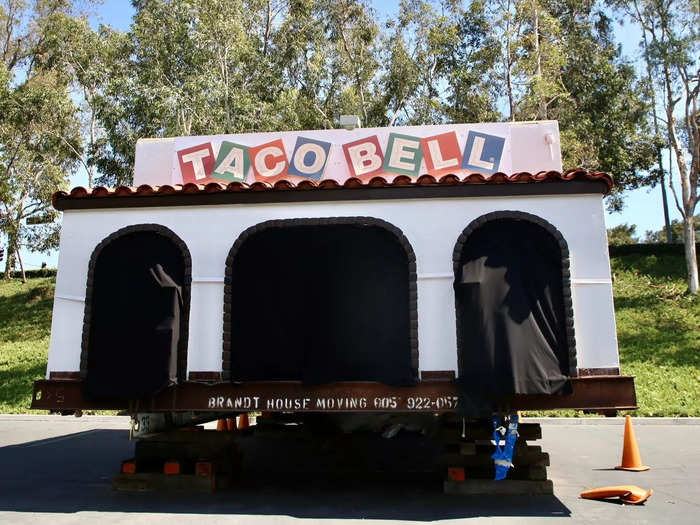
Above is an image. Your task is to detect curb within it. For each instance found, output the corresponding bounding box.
[525,417,700,425]
[0,414,130,423]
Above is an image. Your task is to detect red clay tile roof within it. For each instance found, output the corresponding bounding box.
[53,170,613,210]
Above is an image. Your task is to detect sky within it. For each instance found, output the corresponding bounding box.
[18,0,683,270]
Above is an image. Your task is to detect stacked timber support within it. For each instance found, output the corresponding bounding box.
[441,418,553,495]
[113,427,241,492]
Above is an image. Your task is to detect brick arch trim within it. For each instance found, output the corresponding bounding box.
[222,217,418,381]
[452,211,577,377]
[79,224,192,382]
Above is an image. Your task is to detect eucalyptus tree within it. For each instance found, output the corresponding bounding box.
[275,0,382,129]
[41,14,125,188]
[440,0,501,124]
[377,0,499,127]
[484,0,653,209]
[547,0,654,209]
[512,0,568,121]
[0,0,82,279]
[324,0,382,125]
[613,0,699,294]
[94,0,272,185]
[95,0,385,186]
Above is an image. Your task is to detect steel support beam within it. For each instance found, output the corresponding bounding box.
[31,376,636,413]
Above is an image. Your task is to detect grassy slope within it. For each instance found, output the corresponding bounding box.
[612,253,699,416]
[0,278,54,414]
[0,252,698,415]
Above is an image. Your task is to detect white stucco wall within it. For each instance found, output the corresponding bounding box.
[46,192,620,377]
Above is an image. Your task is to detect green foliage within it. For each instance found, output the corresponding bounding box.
[40,13,127,188]
[546,1,654,209]
[91,0,387,186]
[0,0,83,277]
[607,223,639,245]
[440,0,502,123]
[513,0,568,120]
[609,242,699,257]
[0,277,54,413]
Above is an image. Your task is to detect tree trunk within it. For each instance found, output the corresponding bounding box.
[263,0,271,57]
[505,57,515,121]
[4,230,16,279]
[3,251,12,279]
[682,214,698,294]
[89,106,96,188]
[660,170,673,242]
[533,4,546,120]
[15,246,26,284]
[505,0,515,121]
[641,30,673,242]
[662,65,697,293]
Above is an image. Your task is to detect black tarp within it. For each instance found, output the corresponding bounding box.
[228,224,415,386]
[455,219,571,415]
[84,231,185,399]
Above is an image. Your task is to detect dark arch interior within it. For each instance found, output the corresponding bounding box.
[455,218,571,414]
[228,223,414,385]
[85,231,187,399]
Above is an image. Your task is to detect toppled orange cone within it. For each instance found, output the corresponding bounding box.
[581,485,653,505]
[615,415,649,471]
[620,486,653,505]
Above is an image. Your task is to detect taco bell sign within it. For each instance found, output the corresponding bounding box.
[133,121,562,188]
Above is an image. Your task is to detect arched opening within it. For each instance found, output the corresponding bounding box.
[223,218,417,386]
[453,212,575,414]
[81,225,191,399]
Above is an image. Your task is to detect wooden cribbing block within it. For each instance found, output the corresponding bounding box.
[439,451,550,468]
[459,443,477,455]
[140,430,237,444]
[476,443,541,454]
[444,479,553,495]
[441,422,542,441]
[136,441,238,462]
[445,442,541,456]
[195,461,213,478]
[460,466,548,481]
[114,473,217,492]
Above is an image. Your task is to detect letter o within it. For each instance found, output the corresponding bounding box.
[293,143,326,174]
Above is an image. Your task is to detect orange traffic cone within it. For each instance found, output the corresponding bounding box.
[216,419,227,431]
[581,485,652,505]
[615,415,649,471]
[237,413,249,429]
[226,418,236,432]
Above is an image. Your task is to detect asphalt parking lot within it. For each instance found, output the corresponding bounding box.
[0,415,697,524]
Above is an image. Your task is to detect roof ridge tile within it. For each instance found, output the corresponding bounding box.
[53,170,614,209]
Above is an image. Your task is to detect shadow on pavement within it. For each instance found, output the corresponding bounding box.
[0,428,571,520]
